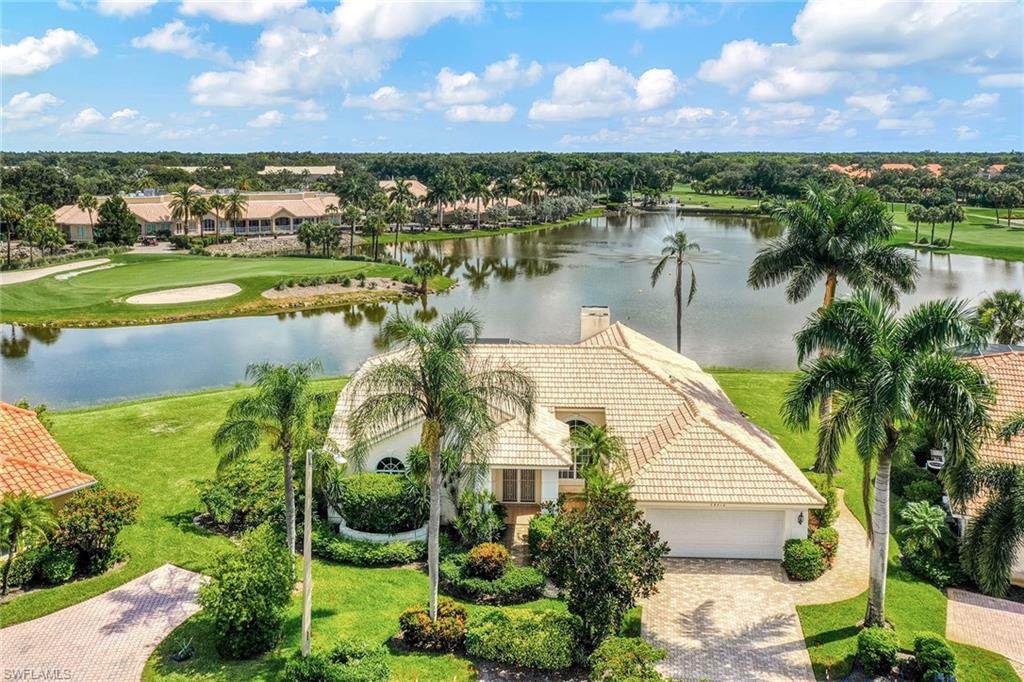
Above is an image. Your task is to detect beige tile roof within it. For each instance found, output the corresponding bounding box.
[329,322,823,508]
[259,165,337,175]
[56,192,338,226]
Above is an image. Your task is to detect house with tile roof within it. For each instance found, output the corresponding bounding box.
[959,351,1024,586]
[0,402,96,506]
[328,307,824,560]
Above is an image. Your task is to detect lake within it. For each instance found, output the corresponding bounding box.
[3,211,1023,408]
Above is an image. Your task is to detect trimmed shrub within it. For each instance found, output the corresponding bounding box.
[282,639,390,682]
[312,524,424,566]
[465,543,509,580]
[588,636,668,682]
[806,473,838,528]
[39,545,77,585]
[452,490,506,547]
[783,539,826,581]
[902,546,965,588]
[337,473,427,534]
[527,513,555,560]
[811,527,840,565]
[198,525,295,659]
[196,455,283,533]
[6,546,44,588]
[55,487,141,575]
[282,651,341,682]
[914,632,956,680]
[439,554,545,605]
[903,479,943,506]
[857,627,899,676]
[398,598,467,651]
[464,609,580,670]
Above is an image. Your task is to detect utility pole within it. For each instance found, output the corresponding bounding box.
[301,448,314,657]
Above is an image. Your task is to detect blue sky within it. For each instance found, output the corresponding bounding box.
[2,0,1022,153]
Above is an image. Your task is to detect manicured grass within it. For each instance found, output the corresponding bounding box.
[0,254,451,327]
[380,208,604,245]
[713,369,1020,682]
[667,183,765,212]
[890,204,1024,262]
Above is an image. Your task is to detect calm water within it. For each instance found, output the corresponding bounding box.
[4,212,1024,408]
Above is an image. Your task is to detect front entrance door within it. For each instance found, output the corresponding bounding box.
[500,469,537,503]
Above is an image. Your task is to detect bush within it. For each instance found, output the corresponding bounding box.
[6,546,44,588]
[55,487,140,575]
[282,639,390,682]
[783,539,826,581]
[902,546,965,588]
[465,609,580,670]
[39,545,77,585]
[337,473,427,534]
[811,527,840,564]
[282,651,341,682]
[903,479,943,505]
[196,455,283,533]
[452,491,506,547]
[465,542,509,580]
[198,525,295,659]
[311,524,424,566]
[806,473,838,528]
[527,513,555,560]
[398,598,467,651]
[857,627,899,676]
[439,554,545,604]
[914,632,956,680]
[169,235,190,249]
[588,636,668,682]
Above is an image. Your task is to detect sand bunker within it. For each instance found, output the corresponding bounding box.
[126,283,241,305]
[0,258,111,286]
[55,263,122,281]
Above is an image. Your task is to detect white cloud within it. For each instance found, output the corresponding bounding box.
[529,58,680,121]
[482,54,543,89]
[189,0,481,106]
[426,55,542,110]
[247,110,285,128]
[898,85,931,104]
[963,92,999,110]
[96,0,157,17]
[343,86,418,112]
[979,73,1024,88]
[179,0,305,24]
[697,39,772,91]
[293,99,327,121]
[748,68,838,102]
[0,28,98,77]
[606,1,691,29]
[131,20,232,64]
[816,108,846,132]
[954,125,979,141]
[877,113,934,132]
[1,92,63,131]
[444,104,515,123]
[638,106,715,127]
[845,93,892,117]
[430,68,491,106]
[60,106,147,134]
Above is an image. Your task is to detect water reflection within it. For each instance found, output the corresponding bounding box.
[1,325,63,359]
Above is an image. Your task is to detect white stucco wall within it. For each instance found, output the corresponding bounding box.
[784,508,810,541]
[541,469,560,503]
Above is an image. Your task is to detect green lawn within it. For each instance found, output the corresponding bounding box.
[0,254,450,327]
[378,208,604,245]
[667,183,765,212]
[890,204,1024,262]
[715,369,1020,682]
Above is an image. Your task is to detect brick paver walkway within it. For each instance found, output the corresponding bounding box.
[947,588,1024,678]
[642,494,869,681]
[0,564,204,682]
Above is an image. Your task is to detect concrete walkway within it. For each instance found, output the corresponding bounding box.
[0,564,204,682]
[642,496,869,681]
[0,258,110,286]
[947,588,1024,678]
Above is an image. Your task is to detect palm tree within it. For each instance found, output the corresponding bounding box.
[364,210,386,262]
[168,185,202,237]
[783,289,991,626]
[348,310,535,621]
[213,361,324,553]
[224,190,248,235]
[942,203,965,247]
[342,204,361,257]
[325,202,339,229]
[76,193,98,240]
[207,194,226,235]
[0,492,56,595]
[925,206,943,244]
[1,193,25,266]
[464,173,492,230]
[974,289,1024,345]
[387,177,416,208]
[906,204,925,243]
[516,172,542,207]
[426,172,458,231]
[650,231,700,354]
[413,260,439,295]
[387,201,411,261]
[493,176,516,228]
[569,424,627,480]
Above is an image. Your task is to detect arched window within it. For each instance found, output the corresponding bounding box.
[375,456,405,474]
[560,418,592,479]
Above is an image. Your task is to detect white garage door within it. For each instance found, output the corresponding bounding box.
[642,507,787,560]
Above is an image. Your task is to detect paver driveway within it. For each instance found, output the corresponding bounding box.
[0,564,203,682]
[642,498,869,682]
[947,588,1024,678]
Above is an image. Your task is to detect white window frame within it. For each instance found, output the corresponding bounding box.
[559,417,593,480]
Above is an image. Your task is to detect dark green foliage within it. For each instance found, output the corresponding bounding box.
[5,546,44,587]
[196,455,283,533]
[398,597,467,651]
[464,542,509,580]
[94,196,140,245]
[526,513,555,560]
[857,627,899,676]
[282,639,390,682]
[439,553,545,604]
[903,479,943,505]
[337,473,427,534]
[811,527,840,564]
[913,632,956,679]
[783,539,826,580]
[39,545,76,585]
[464,609,580,670]
[902,546,965,588]
[891,460,933,497]
[806,473,838,528]
[311,524,424,566]
[55,487,140,575]
[198,525,295,659]
[588,636,668,682]
[452,490,506,546]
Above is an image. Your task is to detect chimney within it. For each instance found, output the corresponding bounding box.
[580,306,610,341]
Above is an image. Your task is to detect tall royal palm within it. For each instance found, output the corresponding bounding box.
[650,231,700,354]
[76,193,98,239]
[342,204,361,257]
[974,289,1024,345]
[784,290,990,626]
[223,191,248,235]
[168,185,203,237]
[387,177,416,208]
[426,172,458,231]
[464,173,492,230]
[387,201,411,261]
[213,361,324,553]
[348,310,535,621]
[0,492,56,595]
[207,194,226,234]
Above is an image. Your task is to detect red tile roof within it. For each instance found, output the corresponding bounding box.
[963,352,1024,468]
[0,403,96,499]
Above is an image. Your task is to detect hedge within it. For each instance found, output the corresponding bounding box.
[588,636,668,682]
[914,632,956,679]
[857,627,899,676]
[783,539,826,581]
[526,513,555,559]
[337,473,426,534]
[439,553,545,604]
[464,609,580,670]
[312,524,425,567]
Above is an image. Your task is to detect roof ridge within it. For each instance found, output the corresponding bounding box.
[0,402,37,417]
[1,454,97,481]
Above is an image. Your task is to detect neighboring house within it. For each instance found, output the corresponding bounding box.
[959,351,1024,587]
[982,164,1007,179]
[378,179,523,214]
[826,163,873,179]
[327,307,824,560]
[0,402,96,508]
